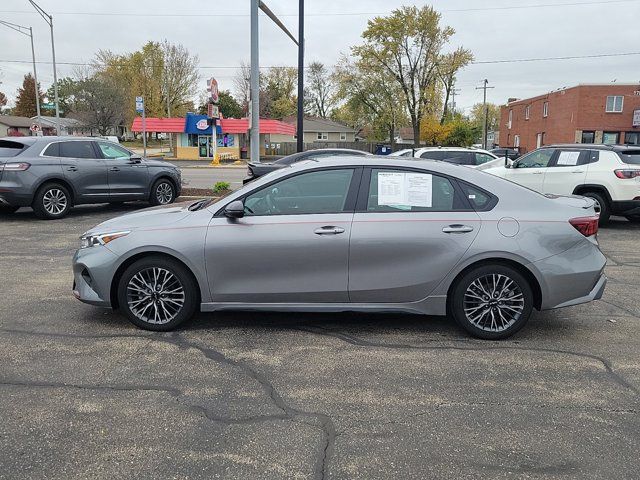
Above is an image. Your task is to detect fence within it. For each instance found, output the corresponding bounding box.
[263,141,379,156]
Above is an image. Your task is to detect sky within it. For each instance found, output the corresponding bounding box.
[1,0,639,115]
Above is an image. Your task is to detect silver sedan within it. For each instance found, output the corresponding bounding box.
[72,156,607,339]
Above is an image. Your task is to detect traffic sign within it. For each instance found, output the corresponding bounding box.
[135,96,144,113]
[30,123,40,132]
[42,102,56,110]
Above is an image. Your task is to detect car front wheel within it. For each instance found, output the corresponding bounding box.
[450,264,534,340]
[150,179,176,206]
[117,256,198,331]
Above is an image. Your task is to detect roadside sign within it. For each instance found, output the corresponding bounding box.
[135,96,144,113]
[30,123,40,132]
[42,102,56,110]
[207,78,219,103]
[207,103,219,119]
[633,109,640,127]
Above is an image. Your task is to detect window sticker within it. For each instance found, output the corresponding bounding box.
[378,172,433,207]
[557,151,580,166]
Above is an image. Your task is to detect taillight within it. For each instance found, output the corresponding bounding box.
[569,216,599,237]
[614,169,640,179]
[2,162,30,171]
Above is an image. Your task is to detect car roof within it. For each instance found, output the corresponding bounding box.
[545,143,638,152]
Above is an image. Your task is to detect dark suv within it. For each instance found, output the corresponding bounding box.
[0,137,181,219]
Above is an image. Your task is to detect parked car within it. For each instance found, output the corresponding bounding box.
[389,148,416,157]
[484,144,640,224]
[0,137,181,219]
[73,155,606,340]
[414,147,502,170]
[244,148,370,183]
[490,147,521,160]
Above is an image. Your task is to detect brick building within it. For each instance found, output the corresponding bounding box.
[499,84,640,153]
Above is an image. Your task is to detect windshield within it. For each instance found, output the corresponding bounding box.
[619,151,640,165]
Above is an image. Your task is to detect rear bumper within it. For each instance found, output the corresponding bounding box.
[551,273,606,308]
[610,199,640,216]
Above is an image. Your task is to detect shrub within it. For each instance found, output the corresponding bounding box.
[213,181,230,193]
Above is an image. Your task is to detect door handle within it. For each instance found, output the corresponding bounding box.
[571,170,584,173]
[66,166,77,172]
[314,226,345,235]
[442,224,474,234]
[109,167,120,172]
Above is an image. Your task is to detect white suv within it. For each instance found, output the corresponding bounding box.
[485,144,640,224]
[413,147,504,170]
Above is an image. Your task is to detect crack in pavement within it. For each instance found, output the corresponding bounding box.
[0,327,336,480]
[295,326,640,397]
[598,299,640,319]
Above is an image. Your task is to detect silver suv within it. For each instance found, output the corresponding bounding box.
[0,136,181,219]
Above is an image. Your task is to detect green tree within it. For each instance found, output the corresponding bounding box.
[70,71,126,135]
[469,102,501,133]
[261,66,297,119]
[305,61,335,118]
[352,6,472,146]
[14,73,44,118]
[46,77,78,118]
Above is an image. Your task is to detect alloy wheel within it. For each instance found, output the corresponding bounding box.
[126,267,185,324]
[463,274,525,332]
[156,183,173,204]
[42,188,68,215]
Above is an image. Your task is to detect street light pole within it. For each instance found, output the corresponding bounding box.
[29,0,60,135]
[296,0,304,153]
[0,21,42,132]
[476,79,494,150]
[250,0,260,164]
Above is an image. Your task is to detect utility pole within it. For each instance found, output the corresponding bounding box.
[0,21,42,132]
[450,87,461,115]
[29,1,60,135]
[296,0,304,153]
[476,79,494,149]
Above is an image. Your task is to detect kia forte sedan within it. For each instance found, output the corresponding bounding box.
[72,156,607,339]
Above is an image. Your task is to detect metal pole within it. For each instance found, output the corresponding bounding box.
[482,79,488,149]
[142,105,147,158]
[296,0,304,153]
[165,78,172,156]
[28,27,42,133]
[48,16,60,135]
[250,0,260,163]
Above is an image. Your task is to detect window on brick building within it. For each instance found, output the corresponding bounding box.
[508,109,512,129]
[605,96,624,113]
[603,132,620,144]
[625,132,640,145]
[514,135,520,147]
[581,131,595,144]
[542,102,549,117]
[524,105,530,120]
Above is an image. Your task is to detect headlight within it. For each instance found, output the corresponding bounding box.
[80,231,130,249]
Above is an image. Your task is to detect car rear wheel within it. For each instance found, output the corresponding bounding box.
[0,205,19,214]
[450,264,534,340]
[150,179,175,206]
[32,183,71,219]
[117,256,198,331]
[582,191,610,225]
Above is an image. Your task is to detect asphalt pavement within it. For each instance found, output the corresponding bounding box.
[180,165,248,190]
[1,205,639,479]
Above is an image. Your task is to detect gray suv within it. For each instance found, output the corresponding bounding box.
[0,136,181,219]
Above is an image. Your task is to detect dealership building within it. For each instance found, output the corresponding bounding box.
[499,83,640,153]
[131,113,296,160]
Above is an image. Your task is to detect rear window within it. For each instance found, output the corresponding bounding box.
[618,150,640,165]
[0,140,26,158]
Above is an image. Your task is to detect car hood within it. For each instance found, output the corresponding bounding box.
[84,201,194,235]
[143,158,178,168]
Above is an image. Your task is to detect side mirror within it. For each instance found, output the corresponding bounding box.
[129,154,142,163]
[224,200,245,219]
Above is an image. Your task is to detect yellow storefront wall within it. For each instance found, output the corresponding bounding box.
[175,145,240,161]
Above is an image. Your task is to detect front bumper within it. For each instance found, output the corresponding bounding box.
[72,246,119,308]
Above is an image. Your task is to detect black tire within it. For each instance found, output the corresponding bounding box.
[117,256,198,331]
[32,182,71,220]
[450,264,534,340]
[149,178,176,206]
[582,191,610,225]
[0,205,19,214]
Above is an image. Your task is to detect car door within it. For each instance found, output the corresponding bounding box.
[503,148,555,192]
[205,167,361,303]
[542,149,590,195]
[96,141,149,200]
[349,167,481,303]
[58,140,109,202]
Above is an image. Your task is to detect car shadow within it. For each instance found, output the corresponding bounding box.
[3,203,147,221]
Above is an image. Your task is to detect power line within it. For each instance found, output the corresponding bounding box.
[0,0,636,17]
[1,51,639,69]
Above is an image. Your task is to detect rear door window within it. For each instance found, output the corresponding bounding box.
[366,168,465,212]
[0,140,27,157]
[59,141,97,159]
[618,150,640,165]
[549,149,587,167]
[42,143,60,157]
